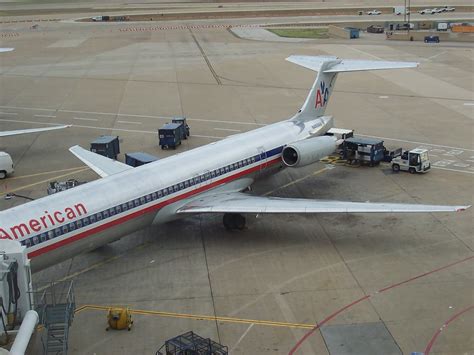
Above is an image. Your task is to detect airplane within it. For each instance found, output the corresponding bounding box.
[0,56,470,272]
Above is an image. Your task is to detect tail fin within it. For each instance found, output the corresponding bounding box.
[287,55,419,121]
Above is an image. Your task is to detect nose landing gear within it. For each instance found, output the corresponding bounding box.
[223,213,246,230]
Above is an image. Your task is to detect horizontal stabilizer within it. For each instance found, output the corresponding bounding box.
[69,145,132,178]
[178,193,470,214]
[286,55,419,73]
[0,125,70,138]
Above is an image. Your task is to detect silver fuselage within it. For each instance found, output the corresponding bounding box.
[0,116,332,271]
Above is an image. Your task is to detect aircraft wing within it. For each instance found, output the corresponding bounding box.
[286,55,418,73]
[69,145,132,178]
[0,48,14,53]
[0,125,70,137]
[177,193,470,214]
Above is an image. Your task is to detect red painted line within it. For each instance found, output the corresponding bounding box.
[424,305,474,355]
[288,255,474,354]
[27,157,282,259]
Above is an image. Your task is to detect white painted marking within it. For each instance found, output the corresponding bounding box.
[466,160,474,163]
[464,103,474,106]
[379,96,389,99]
[0,105,266,127]
[117,120,142,125]
[427,51,446,61]
[73,117,98,122]
[230,323,254,353]
[445,150,464,155]
[344,45,383,60]
[34,114,56,118]
[433,166,474,175]
[0,118,224,139]
[0,112,18,115]
[358,134,474,152]
[430,149,446,153]
[453,163,469,168]
[214,127,241,132]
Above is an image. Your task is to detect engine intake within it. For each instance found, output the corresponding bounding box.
[282,136,336,167]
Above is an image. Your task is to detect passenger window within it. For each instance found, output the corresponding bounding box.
[122,203,128,211]
[225,166,229,173]
[179,183,184,190]
[25,239,31,247]
[128,201,134,209]
[116,205,122,214]
[33,236,39,245]
[97,213,103,221]
[103,210,110,218]
[40,233,48,242]
[109,208,116,216]
[140,197,146,204]
[48,231,55,239]
[146,195,152,202]
[163,188,169,196]
[152,192,157,200]
[158,190,163,198]
[77,219,83,228]
[173,185,178,192]
[62,225,69,233]
[239,161,243,168]
[134,199,140,207]
[55,227,62,236]
[90,215,96,223]
[184,181,189,188]
[194,177,200,184]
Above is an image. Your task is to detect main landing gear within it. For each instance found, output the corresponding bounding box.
[223,213,246,231]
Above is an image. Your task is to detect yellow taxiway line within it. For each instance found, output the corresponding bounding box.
[75,304,315,330]
[263,166,330,196]
[7,166,87,180]
[0,167,89,196]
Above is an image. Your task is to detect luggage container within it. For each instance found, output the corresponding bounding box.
[342,137,385,166]
[125,152,159,167]
[158,123,182,149]
[90,135,120,159]
[171,117,190,139]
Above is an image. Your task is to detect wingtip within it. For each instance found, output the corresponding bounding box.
[456,205,471,212]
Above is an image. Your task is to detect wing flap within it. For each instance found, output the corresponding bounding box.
[69,145,132,178]
[177,193,469,214]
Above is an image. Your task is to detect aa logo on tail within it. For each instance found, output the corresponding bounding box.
[315,81,330,108]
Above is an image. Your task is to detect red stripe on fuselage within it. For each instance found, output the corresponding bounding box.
[27,157,282,259]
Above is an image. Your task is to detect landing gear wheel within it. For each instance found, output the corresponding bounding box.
[409,167,416,174]
[223,213,246,231]
[392,164,400,173]
[0,171,5,179]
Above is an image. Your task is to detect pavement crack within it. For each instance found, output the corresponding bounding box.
[189,28,221,85]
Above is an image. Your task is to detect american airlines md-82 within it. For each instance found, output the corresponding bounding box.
[0,56,470,271]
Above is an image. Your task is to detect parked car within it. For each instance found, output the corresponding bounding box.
[367,10,381,15]
[419,9,434,14]
[367,25,384,33]
[442,6,455,12]
[424,35,440,43]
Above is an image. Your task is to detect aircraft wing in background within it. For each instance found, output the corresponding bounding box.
[0,125,70,138]
[177,192,470,214]
[69,145,132,178]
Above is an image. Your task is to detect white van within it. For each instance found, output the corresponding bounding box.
[0,152,14,179]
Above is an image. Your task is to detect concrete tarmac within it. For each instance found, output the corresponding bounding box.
[0,7,472,355]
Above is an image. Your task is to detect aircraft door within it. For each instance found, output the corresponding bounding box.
[257,146,267,171]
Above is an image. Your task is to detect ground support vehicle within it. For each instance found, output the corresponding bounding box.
[90,135,120,159]
[158,123,182,149]
[391,148,431,173]
[367,25,384,33]
[0,152,14,179]
[47,179,85,195]
[367,10,381,15]
[172,117,190,139]
[424,35,440,43]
